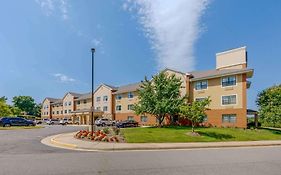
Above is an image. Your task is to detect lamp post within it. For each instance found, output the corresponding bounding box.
[90,48,95,132]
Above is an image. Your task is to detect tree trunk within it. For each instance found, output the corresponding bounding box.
[191,122,194,133]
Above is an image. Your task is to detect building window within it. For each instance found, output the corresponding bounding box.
[68,102,71,106]
[77,101,80,105]
[222,76,236,87]
[96,107,101,111]
[103,106,108,112]
[116,105,122,111]
[128,104,134,110]
[222,95,237,105]
[116,95,122,100]
[61,111,63,114]
[128,92,134,98]
[103,96,108,102]
[195,80,208,90]
[64,102,67,106]
[65,110,67,114]
[68,109,71,113]
[47,112,48,115]
[141,116,148,122]
[57,111,59,114]
[96,97,101,102]
[195,97,207,102]
[203,116,208,122]
[222,114,237,123]
[128,116,134,121]
[83,100,87,104]
[52,111,55,115]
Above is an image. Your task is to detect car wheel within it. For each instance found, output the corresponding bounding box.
[4,124,11,127]
[102,123,105,127]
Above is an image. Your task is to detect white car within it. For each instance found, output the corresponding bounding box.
[46,119,60,125]
[95,118,115,127]
[59,118,72,125]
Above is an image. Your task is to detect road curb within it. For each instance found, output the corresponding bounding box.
[41,132,281,152]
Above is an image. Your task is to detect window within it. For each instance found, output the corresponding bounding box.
[128,92,134,98]
[64,102,67,106]
[222,114,236,123]
[96,107,101,111]
[96,97,101,102]
[83,100,87,104]
[116,95,122,100]
[203,116,208,122]
[141,116,148,122]
[195,81,208,90]
[68,102,71,106]
[77,101,80,105]
[116,105,122,111]
[68,109,71,113]
[222,76,236,87]
[103,106,108,112]
[103,96,108,102]
[52,111,55,115]
[195,97,207,102]
[65,110,67,114]
[47,112,48,115]
[128,104,134,110]
[61,111,63,114]
[128,116,134,121]
[57,111,59,114]
[222,95,237,105]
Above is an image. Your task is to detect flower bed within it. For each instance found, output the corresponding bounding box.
[74,129,123,143]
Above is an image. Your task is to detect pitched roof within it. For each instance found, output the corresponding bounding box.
[52,99,63,105]
[189,68,254,81]
[68,92,83,97]
[113,82,142,94]
[75,92,92,101]
[45,97,61,103]
[102,83,118,90]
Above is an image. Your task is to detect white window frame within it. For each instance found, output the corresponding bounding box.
[194,80,208,91]
[221,94,237,106]
[128,104,134,110]
[103,106,108,112]
[103,96,108,102]
[140,116,148,122]
[195,97,207,102]
[222,114,237,123]
[116,105,122,111]
[128,92,134,99]
[221,75,237,88]
[116,95,122,100]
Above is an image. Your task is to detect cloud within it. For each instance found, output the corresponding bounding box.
[91,38,102,47]
[53,73,75,83]
[35,0,69,20]
[124,0,210,72]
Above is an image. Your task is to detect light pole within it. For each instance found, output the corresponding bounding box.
[90,48,95,132]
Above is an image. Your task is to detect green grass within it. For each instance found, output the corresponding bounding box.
[121,126,281,143]
[0,126,43,130]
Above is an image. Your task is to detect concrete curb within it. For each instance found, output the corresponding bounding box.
[41,132,281,152]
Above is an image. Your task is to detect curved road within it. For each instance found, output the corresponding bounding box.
[0,125,281,175]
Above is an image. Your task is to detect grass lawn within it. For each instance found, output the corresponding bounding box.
[121,126,281,143]
[0,126,43,130]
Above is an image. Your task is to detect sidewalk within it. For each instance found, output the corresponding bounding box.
[41,132,281,152]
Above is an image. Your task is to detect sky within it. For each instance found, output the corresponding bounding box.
[0,0,281,110]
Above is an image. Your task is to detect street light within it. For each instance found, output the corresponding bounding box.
[90,48,95,132]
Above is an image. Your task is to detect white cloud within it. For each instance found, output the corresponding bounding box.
[124,0,210,72]
[91,38,102,47]
[53,73,75,83]
[35,0,69,20]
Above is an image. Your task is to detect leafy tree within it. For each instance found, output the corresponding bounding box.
[33,103,42,117]
[12,96,36,115]
[180,98,211,133]
[256,85,281,127]
[0,97,12,117]
[134,71,185,127]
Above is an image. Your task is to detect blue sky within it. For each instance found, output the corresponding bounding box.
[0,0,280,110]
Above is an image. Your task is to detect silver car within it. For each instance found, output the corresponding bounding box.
[95,118,115,127]
[46,119,60,125]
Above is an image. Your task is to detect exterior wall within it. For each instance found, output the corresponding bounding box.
[115,113,157,125]
[216,47,247,70]
[114,91,138,115]
[164,70,187,97]
[94,86,114,119]
[75,98,91,111]
[51,104,63,119]
[191,73,247,128]
[41,99,51,119]
[62,93,75,119]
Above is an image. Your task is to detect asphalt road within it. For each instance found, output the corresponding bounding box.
[1,126,281,175]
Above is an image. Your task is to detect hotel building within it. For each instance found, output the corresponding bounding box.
[41,46,253,128]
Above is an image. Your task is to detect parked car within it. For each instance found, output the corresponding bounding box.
[116,120,138,128]
[247,121,261,129]
[95,118,115,126]
[0,117,36,127]
[59,118,72,125]
[46,119,60,125]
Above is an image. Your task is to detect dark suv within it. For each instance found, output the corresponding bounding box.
[0,117,36,127]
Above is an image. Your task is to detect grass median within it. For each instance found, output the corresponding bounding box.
[121,126,281,143]
[0,126,43,130]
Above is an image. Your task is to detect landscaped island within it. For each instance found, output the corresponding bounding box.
[121,127,281,143]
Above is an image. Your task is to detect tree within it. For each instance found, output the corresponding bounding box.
[33,103,42,117]
[0,97,12,117]
[12,96,36,115]
[133,71,185,127]
[179,98,211,133]
[256,85,281,127]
